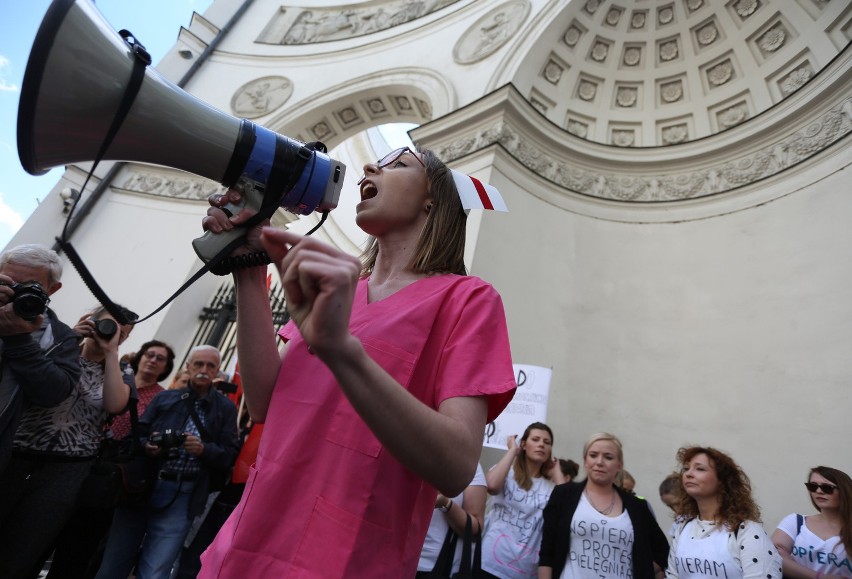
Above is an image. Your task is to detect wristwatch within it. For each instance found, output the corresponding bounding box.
[438,498,453,513]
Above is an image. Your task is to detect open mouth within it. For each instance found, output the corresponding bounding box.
[360,181,378,201]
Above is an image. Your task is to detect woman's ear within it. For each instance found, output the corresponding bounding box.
[425,202,432,214]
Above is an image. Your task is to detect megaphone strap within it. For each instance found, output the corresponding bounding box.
[58,142,332,326]
[60,28,150,242]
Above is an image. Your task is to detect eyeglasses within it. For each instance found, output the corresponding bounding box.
[804,482,837,494]
[357,147,424,185]
[142,351,169,362]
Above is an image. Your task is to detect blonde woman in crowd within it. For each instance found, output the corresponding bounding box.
[538,432,668,579]
[168,369,190,390]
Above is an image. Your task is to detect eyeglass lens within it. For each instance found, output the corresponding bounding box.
[804,482,836,494]
[357,147,424,185]
[143,351,168,362]
[377,147,408,168]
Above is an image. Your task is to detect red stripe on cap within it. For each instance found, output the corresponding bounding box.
[469,175,494,210]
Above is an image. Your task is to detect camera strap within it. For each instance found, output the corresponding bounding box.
[182,392,212,443]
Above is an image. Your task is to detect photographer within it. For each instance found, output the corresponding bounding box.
[0,244,80,472]
[96,345,240,579]
[0,304,134,578]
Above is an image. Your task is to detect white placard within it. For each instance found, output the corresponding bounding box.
[483,364,552,450]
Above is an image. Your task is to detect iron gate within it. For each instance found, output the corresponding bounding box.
[179,278,289,374]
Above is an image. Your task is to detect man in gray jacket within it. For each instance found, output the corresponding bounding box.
[0,244,81,472]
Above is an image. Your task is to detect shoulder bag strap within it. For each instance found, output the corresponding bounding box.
[456,514,474,576]
[431,525,458,577]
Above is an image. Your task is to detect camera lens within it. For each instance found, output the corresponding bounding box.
[94,319,118,339]
[12,295,47,321]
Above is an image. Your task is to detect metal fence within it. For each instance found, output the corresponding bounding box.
[178,277,289,374]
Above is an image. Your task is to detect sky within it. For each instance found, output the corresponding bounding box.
[0,0,213,249]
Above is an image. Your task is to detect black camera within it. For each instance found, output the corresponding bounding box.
[92,318,117,340]
[215,381,239,394]
[9,281,50,321]
[149,429,187,459]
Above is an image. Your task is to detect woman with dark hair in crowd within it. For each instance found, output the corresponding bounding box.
[197,146,516,576]
[666,446,782,578]
[538,432,668,579]
[772,466,852,578]
[481,422,565,579]
[112,340,175,439]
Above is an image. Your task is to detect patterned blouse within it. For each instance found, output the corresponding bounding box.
[14,358,114,457]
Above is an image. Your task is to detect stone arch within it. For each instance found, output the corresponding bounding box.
[261,68,455,150]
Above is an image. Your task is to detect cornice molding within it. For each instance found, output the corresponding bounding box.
[112,167,300,229]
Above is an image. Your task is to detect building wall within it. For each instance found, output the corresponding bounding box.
[472,146,851,524]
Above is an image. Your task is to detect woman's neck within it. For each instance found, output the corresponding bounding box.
[80,343,105,364]
[818,507,843,528]
[135,372,159,389]
[696,496,721,521]
[368,247,428,301]
[585,479,616,495]
[523,457,543,479]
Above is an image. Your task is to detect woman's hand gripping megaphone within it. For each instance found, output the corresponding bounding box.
[199,187,269,261]
[194,182,270,265]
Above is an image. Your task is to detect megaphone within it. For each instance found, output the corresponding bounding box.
[18,0,346,264]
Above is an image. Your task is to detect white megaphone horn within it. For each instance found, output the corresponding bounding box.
[18,0,346,264]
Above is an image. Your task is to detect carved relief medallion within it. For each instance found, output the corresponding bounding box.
[231,76,293,118]
[563,25,582,47]
[780,65,813,95]
[697,23,718,46]
[758,25,787,53]
[623,47,641,67]
[275,1,458,45]
[631,12,646,29]
[543,60,564,84]
[707,61,734,86]
[659,40,679,62]
[734,0,758,18]
[660,81,684,103]
[454,1,530,64]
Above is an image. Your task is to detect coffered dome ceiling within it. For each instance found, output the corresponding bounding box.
[515,0,850,147]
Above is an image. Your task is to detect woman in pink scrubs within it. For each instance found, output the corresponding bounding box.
[198,147,516,577]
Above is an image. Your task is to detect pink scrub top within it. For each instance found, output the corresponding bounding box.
[200,274,516,578]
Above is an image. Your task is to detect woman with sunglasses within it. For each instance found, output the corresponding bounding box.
[197,146,516,577]
[666,446,782,578]
[771,467,852,578]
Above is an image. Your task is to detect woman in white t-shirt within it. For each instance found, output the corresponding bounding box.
[416,462,487,576]
[538,432,669,579]
[666,446,782,579]
[480,422,565,579]
[771,466,852,579]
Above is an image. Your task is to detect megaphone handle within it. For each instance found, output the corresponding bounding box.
[192,228,247,263]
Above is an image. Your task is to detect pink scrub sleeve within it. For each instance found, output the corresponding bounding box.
[411,277,516,421]
[279,274,515,419]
